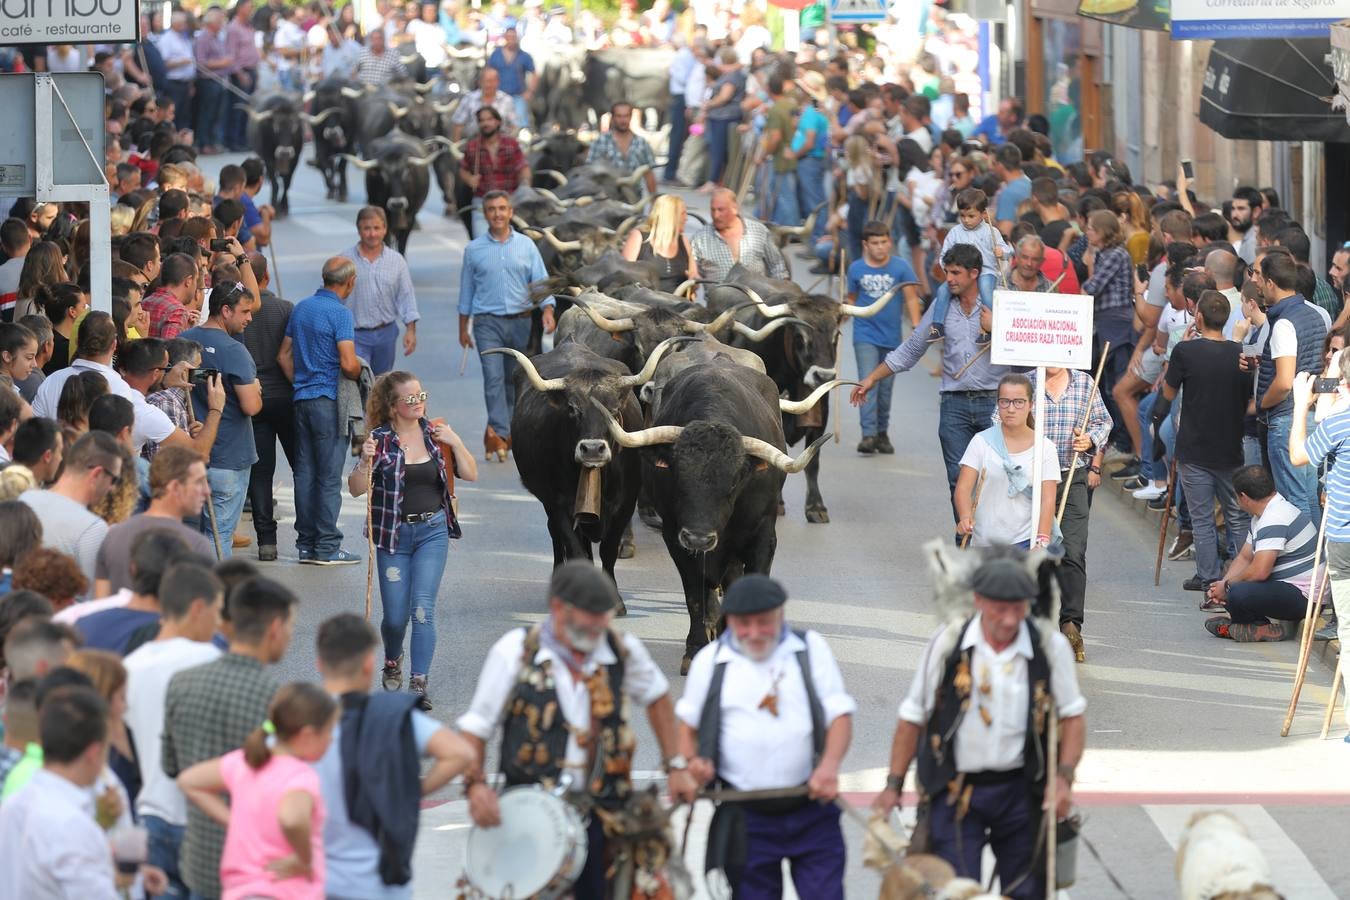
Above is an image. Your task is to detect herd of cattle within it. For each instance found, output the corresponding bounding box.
[235,45,898,669]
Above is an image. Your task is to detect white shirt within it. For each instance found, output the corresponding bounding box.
[272,19,304,72]
[684,63,707,109]
[957,434,1061,546]
[32,359,175,452]
[899,615,1086,774]
[54,589,131,626]
[1270,303,1333,360]
[0,768,118,899]
[155,28,198,81]
[676,629,855,791]
[407,18,448,68]
[124,637,222,824]
[458,627,668,783]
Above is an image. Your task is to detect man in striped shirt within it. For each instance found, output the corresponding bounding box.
[340,207,419,375]
[1203,466,1318,642]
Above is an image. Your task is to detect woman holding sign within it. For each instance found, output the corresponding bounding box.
[954,374,1061,549]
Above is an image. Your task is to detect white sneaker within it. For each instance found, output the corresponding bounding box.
[1132,481,1168,501]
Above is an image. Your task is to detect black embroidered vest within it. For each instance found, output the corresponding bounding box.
[499,625,635,810]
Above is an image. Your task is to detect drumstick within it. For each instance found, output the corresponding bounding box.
[1055,343,1110,526]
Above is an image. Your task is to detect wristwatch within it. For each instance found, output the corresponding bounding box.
[1056,764,1076,785]
[663,754,689,772]
[1087,465,1101,474]
[885,773,904,792]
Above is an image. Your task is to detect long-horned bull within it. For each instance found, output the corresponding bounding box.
[481,337,687,605]
[589,355,829,670]
[244,92,305,216]
[709,269,910,524]
[562,298,750,374]
[338,134,441,254]
[304,77,363,201]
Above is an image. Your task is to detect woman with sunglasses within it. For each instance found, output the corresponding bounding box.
[349,371,476,711]
[954,373,1061,549]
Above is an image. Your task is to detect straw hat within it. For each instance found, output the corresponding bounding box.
[795,70,828,104]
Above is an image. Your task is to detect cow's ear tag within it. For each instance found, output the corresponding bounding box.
[611,333,624,343]
[654,459,670,468]
[754,461,769,472]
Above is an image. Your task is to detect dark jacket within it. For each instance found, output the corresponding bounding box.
[340,691,421,885]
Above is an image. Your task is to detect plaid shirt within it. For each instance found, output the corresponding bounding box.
[448,90,519,137]
[366,421,461,553]
[690,217,790,283]
[1082,245,1133,314]
[1034,368,1113,470]
[142,288,196,340]
[141,388,190,461]
[585,131,656,175]
[354,46,409,86]
[162,653,278,899]
[462,135,528,198]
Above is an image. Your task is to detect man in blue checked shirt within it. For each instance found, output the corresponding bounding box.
[458,191,554,461]
[340,206,419,376]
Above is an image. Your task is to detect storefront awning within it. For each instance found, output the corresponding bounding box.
[1199,38,1350,142]
[1077,0,1169,32]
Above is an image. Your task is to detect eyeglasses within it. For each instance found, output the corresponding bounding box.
[401,391,428,406]
[92,465,122,486]
[996,398,1029,409]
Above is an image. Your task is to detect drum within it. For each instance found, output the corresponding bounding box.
[463,786,589,899]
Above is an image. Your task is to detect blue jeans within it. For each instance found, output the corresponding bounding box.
[512,94,530,130]
[353,322,398,376]
[163,79,193,131]
[1137,389,1178,482]
[193,77,225,148]
[200,467,249,558]
[145,814,188,899]
[854,343,894,437]
[707,117,733,184]
[377,509,450,675]
[1263,413,1321,526]
[294,397,349,556]
[225,69,256,149]
[928,273,997,327]
[796,155,827,240]
[1177,461,1249,584]
[768,170,801,227]
[938,391,997,515]
[664,95,687,181]
[473,314,532,438]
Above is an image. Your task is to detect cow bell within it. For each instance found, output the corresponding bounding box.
[573,467,603,531]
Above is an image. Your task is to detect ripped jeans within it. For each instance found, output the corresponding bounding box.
[376,509,450,676]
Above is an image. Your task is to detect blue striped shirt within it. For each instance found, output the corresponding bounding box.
[458,229,551,317]
[1247,493,1319,593]
[1304,407,1350,543]
[341,244,419,330]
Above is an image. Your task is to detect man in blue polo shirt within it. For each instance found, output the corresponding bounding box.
[278,257,362,565]
[970,96,1023,148]
[458,190,553,461]
[487,27,536,130]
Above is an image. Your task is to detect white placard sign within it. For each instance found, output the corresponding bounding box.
[990,290,1094,370]
[1172,0,1350,38]
[0,0,139,46]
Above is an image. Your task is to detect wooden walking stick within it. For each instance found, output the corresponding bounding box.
[960,469,987,550]
[1056,343,1110,526]
[1282,500,1333,737]
[267,234,284,299]
[1153,458,1177,587]
[183,396,223,560]
[1046,708,1058,900]
[1322,654,1345,739]
[364,465,375,622]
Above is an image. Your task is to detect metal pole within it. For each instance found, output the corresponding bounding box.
[1030,365,1046,546]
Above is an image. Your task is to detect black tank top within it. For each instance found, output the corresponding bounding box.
[402,459,443,517]
[636,238,690,294]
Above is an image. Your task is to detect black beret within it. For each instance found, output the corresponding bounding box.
[549,561,619,614]
[722,573,787,616]
[970,557,1037,602]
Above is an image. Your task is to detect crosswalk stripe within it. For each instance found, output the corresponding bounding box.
[1144,803,1335,899]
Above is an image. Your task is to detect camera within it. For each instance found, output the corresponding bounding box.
[188,367,219,386]
[209,239,232,253]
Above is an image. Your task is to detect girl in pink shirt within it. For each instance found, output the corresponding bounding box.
[179,683,337,900]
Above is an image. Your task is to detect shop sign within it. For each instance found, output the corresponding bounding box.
[1172,0,1350,39]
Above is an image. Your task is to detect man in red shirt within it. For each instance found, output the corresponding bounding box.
[458,107,530,239]
[141,253,201,340]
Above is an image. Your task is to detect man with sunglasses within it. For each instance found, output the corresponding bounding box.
[18,431,123,595]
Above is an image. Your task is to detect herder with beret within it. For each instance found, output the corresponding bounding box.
[457,561,696,899]
[674,574,855,899]
[872,554,1087,900]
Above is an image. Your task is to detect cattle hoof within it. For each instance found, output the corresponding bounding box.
[615,597,628,617]
[680,656,692,676]
[806,506,830,524]
[638,507,663,530]
[618,536,636,559]
[337,190,348,203]
[776,502,786,517]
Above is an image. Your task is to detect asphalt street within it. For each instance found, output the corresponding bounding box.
[199,151,1349,898]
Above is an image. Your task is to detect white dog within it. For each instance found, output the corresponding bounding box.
[1175,810,1283,900]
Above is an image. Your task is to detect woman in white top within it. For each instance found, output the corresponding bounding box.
[955,373,1061,548]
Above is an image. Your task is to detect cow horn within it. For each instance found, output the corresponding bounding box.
[480,348,566,391]
[742,432,831,474]
[839,280,914,317]
[778,381,860,415]
[618,336,691,388]
[338,153,378,171]
[302,90,315,104]
[615,214,642,236]
[243,107,275,122]
[616,164,651,186]
[427,135,464,159]
[541,228,582,253]
[686,211,708,225]
[340,86,366,99]
[536,169,568,186]
[523,228,544,240]
[673,279,697,299]
[387,101,409,120]
[703,281,792,318]
[535,187,564,204]
[432,100,457,114]
[682,305,743,334]
[573,299,635,334]
[407,148,443,168]
[301,108,342,126]
[512,215,532,230]
[573,196,596,207]
[590,398,683,448]
[400,53,421,66]
[732,316,811,342]
[411,81,435,95]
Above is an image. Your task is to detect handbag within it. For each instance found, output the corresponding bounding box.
[429,419,462,528]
